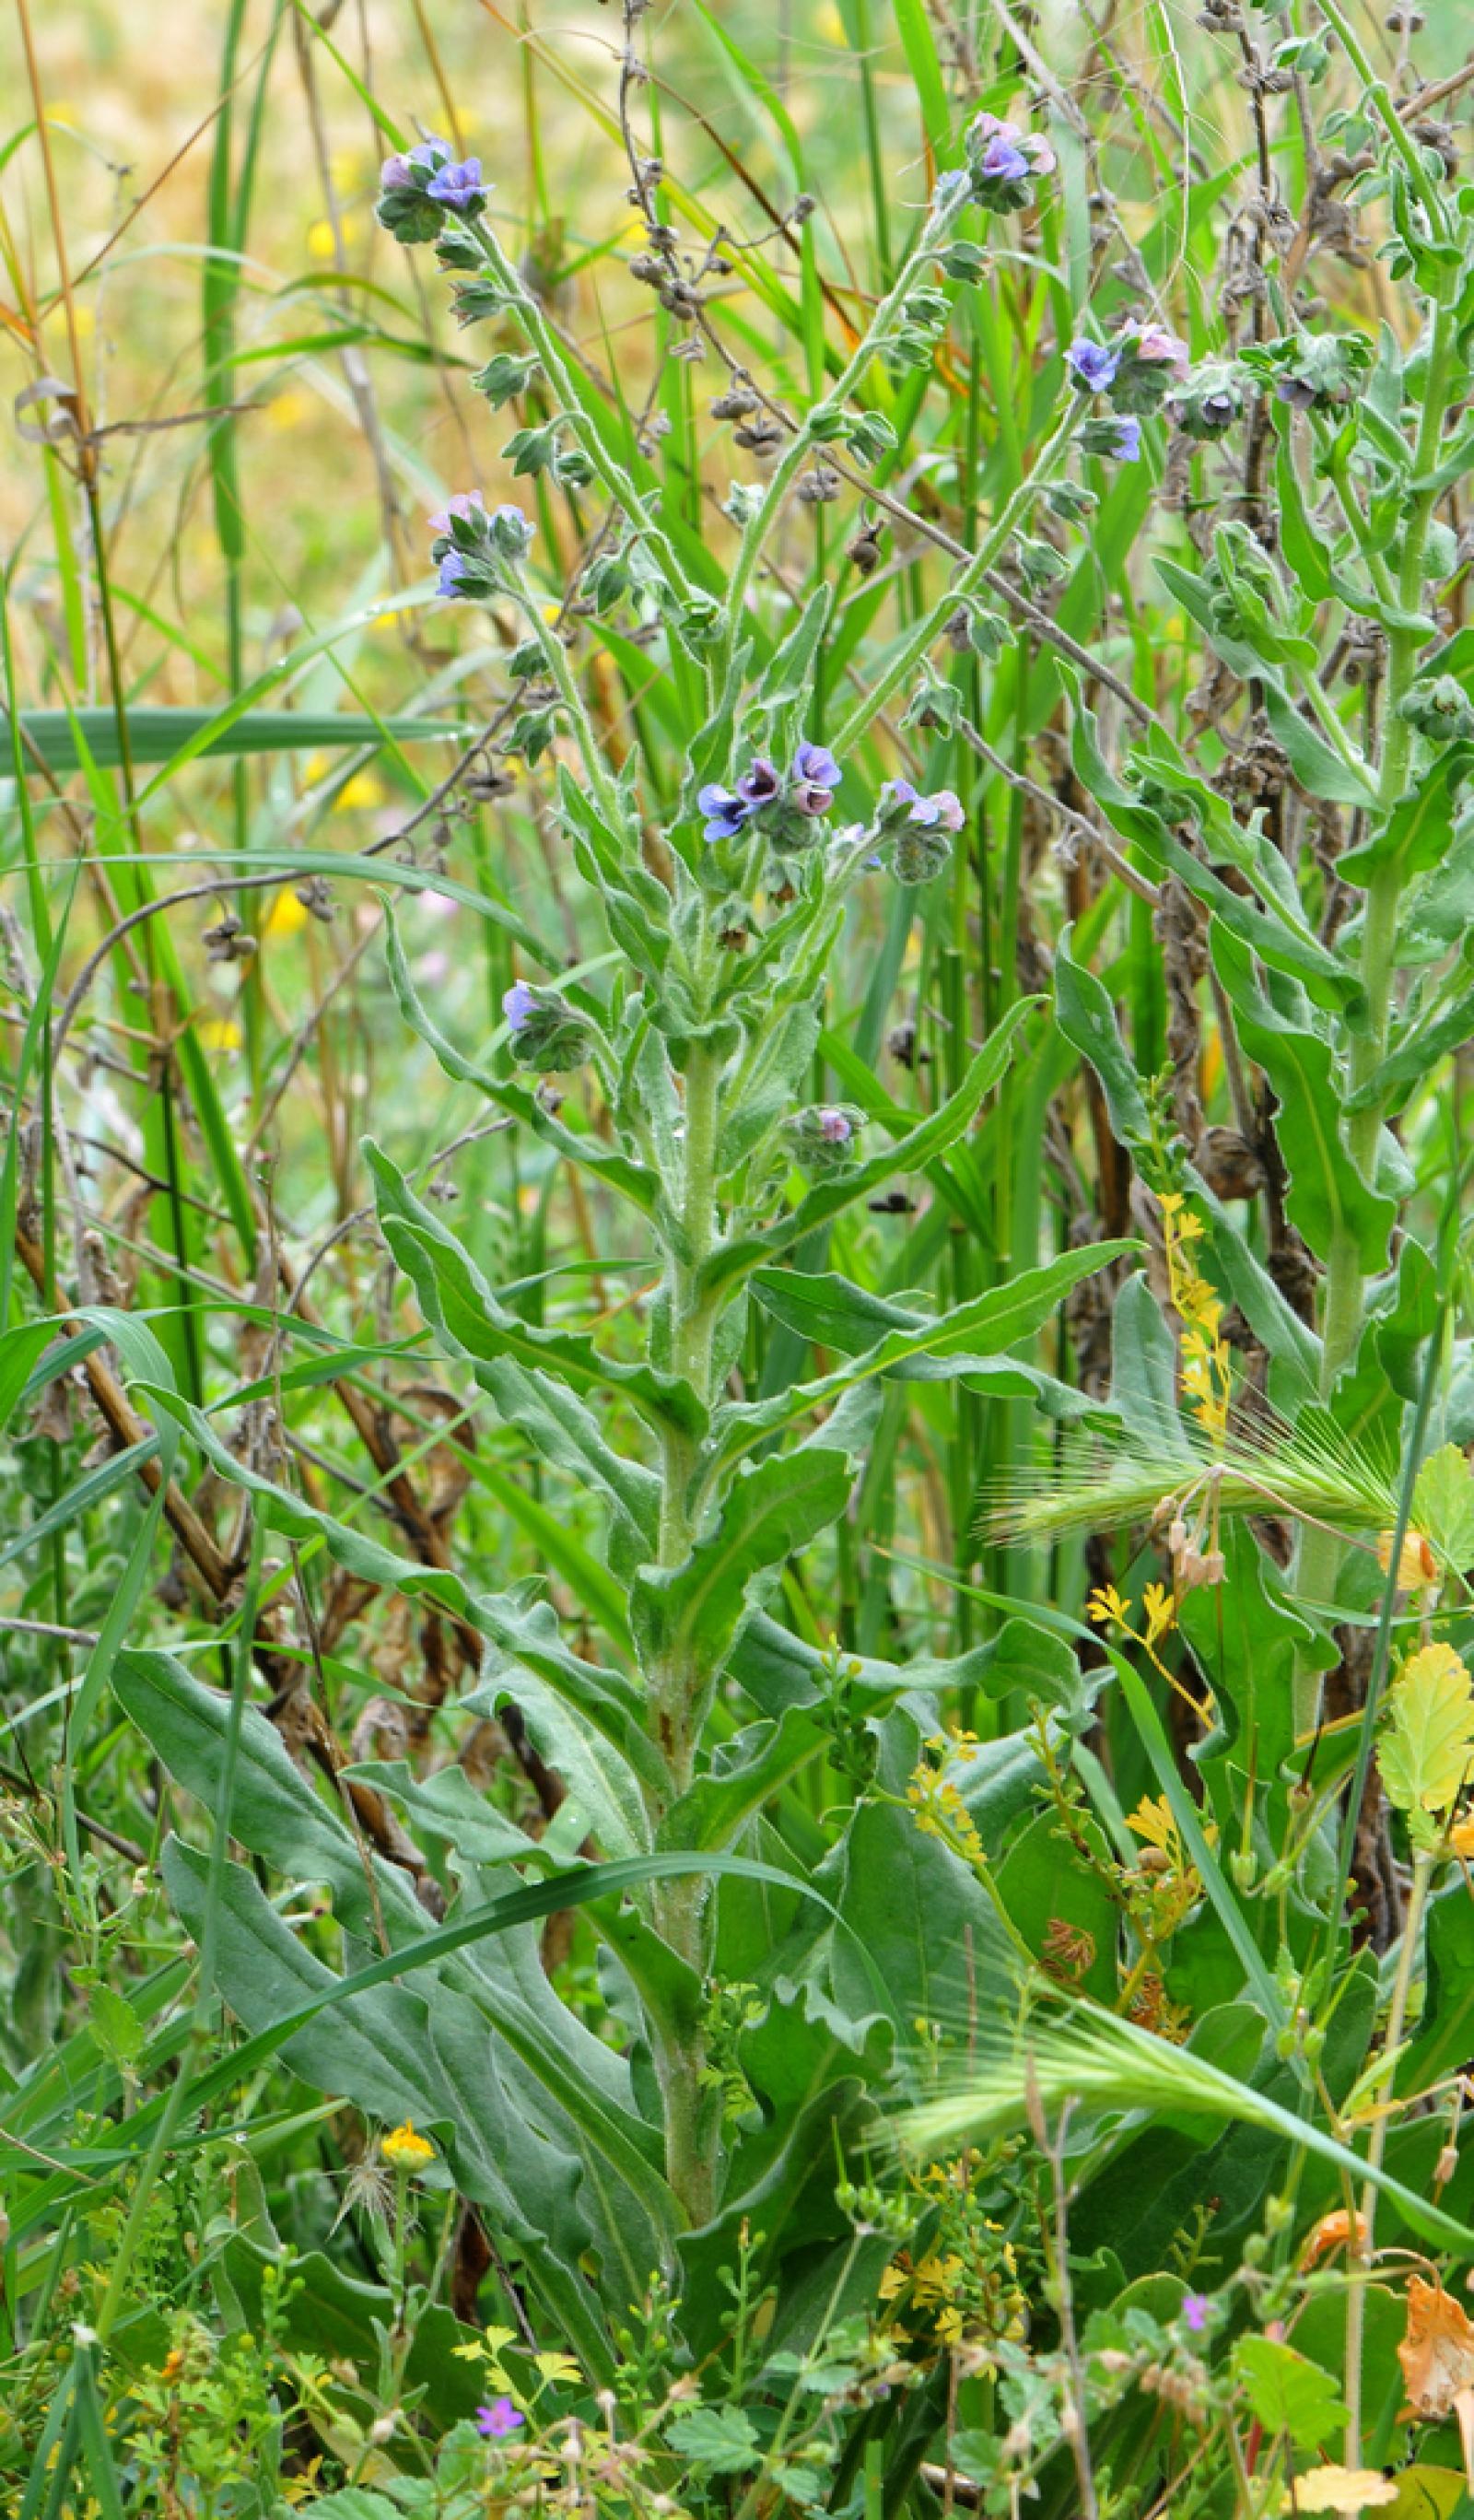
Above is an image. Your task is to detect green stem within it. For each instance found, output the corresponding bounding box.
[647,1020,725,2227]
[1293,279,1458,1717]
[1343,1850,1434,2477]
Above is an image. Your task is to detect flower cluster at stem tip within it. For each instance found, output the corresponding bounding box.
[428,489,534,598]
[699,741,841,844]
[964,109,1056,212]
[378,136,487,241]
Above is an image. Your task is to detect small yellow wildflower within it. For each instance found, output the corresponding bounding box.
[381,2119,435,2170]
[334,769,385,813]
[263,890,309,943]
[1087,1583,1131,1628]
[195,1015,242,1053]
[307,216,355,259]
[1141,1583,1176,1647]
[1376,1528,1438,1589]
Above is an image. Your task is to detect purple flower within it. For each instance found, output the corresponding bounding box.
[1181,2292,1210,2334]
[1067,338,1119,393]
[817,1107,854,1144]
[436,550,475,597]
[1104,415,1141,462]
[968,111,1056,181]
[1133,323,1190,380]
[409,138,451,168]
[380,154,416,192]
[978,134,1031,183]
[699,783,751,844]
[503,979,538,1033]
[736,756,781,808]
[879,779,966,831]
[427,490,485,536]
[426,157,485,213]
[1275,374,1319,410]
[475,2397,525,2439]
[790,735,841,796]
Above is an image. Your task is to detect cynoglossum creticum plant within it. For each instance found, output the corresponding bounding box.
[104,76,1146,2374]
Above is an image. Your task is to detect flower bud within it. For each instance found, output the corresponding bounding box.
[785,1105,865,1176]
[503,980,593,1072]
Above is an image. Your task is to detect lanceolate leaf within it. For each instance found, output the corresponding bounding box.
[2,705,462,774]
[1211,924,1396,1272]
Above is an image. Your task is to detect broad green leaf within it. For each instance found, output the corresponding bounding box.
[1211,925,1395,1273]
[1233,2335,1347,2453]
[631,1448,855,1685]
[664,2407,761,2472]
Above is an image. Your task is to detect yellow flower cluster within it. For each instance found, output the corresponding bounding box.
[1160,1192,1232,1444]
[906,1733,986,1869]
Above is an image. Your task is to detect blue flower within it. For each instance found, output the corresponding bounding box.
[503,979,538,1033]
[1105,416,1141,461]
[699,783,750,844]
[409,137,451,168]
[380,153,416,192]
[437,549,475,598]
[1067,338,1119,393]
[426,157,485,213]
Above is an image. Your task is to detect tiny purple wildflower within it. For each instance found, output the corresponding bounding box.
[1133,324,1190,380]
[426,158,485,213]
[793,740,841,793]
[427,490,485,536]
[476,2397,526,2439]
[736,756,782,808]
[1275,374,1319,409]
[503,980,537,1033]
[1067,338,1119,393]
[408,138,451,168]
[978,134,1031,183]
[1105,416,1142,462]
[817,1107,854,1144]
[1181,2292,1210,2334]
[698,783,750,844]
[879,779,966,831]
[436,550,475,598]
[380,154,416,192]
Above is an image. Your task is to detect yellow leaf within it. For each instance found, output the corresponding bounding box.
[1379,1645,1474,1820]
[1281,2467,1397,2513]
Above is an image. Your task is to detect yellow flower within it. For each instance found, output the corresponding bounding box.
[195,1015,242,1053]
[334,769,385,812]
[265,391,310,434]
[1087,1584,1131,1628]
[307,217,355,259]
[1141,1583,1176,1647]
[263,890,309,943]
[381,2119,435,2169]
[1376,1528,1438,1589]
